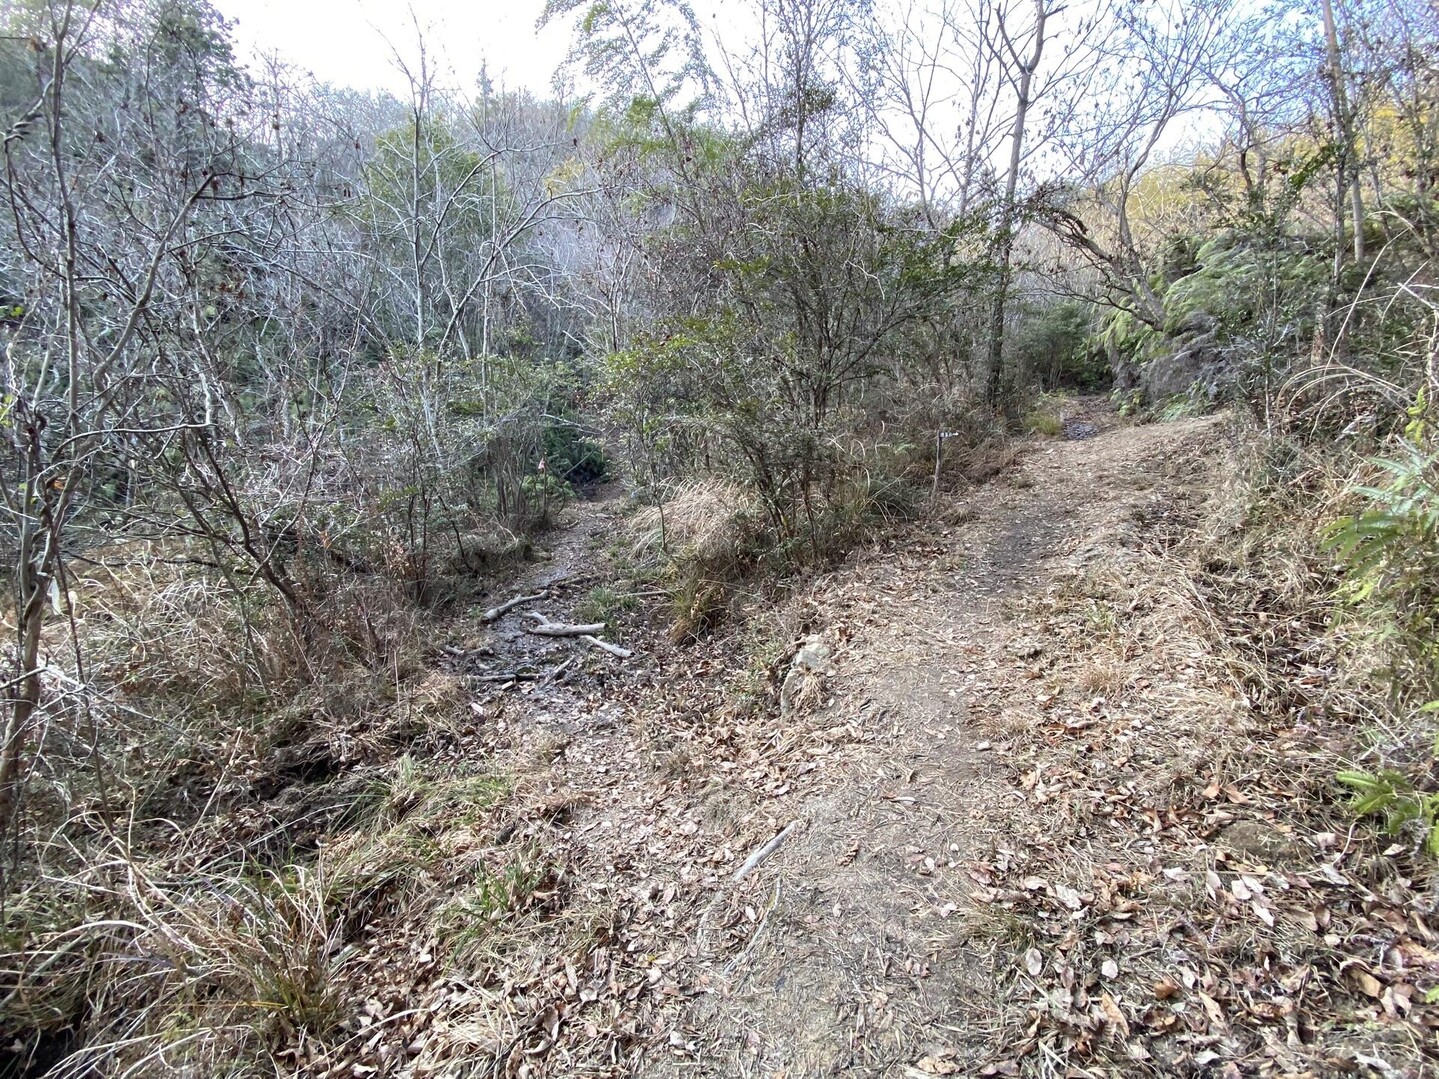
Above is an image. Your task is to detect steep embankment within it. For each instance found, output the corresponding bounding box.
[328,409,1434,1079]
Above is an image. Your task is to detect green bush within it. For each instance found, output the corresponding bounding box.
[543,418,608,484]
[1325,394,1439,855]
[1322,399,1439,702]
[1015,301,1106,390]
[1336,766,1439,856]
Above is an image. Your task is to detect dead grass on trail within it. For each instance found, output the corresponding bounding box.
[951,430,1439,1077]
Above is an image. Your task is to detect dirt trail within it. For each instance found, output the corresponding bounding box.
[393,406,1427,1078]
[627,408,1228,1076]
[415,407,1217,1072]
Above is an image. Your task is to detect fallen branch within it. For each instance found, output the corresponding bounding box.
[544,658,575,684]
[481,591,547,623]
[579,634,633,659]
[733,820,800,882]
[524,612,605,637]
[724,878,781,978]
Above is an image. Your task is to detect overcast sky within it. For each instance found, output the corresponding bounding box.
[210,0,575,97]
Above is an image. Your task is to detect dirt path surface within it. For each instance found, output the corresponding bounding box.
[630,409,1231,1077]
[366,408,1434,1079]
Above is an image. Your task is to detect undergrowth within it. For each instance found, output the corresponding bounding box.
[624,405,1013,644]
[1322,390,1439,853]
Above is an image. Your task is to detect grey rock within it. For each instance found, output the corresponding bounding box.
[792,638,832,672]
[1006,637,1045,659]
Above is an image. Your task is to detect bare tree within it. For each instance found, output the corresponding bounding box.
[1040,0,1233,327]
[982,0,1054,403]
[0,0,237,858]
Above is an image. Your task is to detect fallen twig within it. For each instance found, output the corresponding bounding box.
[724,878,781,979]
[481,591,547,623]
[524,612,606,637]
[733,820,800,882]
[579,634,633,659]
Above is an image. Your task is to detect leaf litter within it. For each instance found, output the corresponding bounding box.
[273,409,1435,1078]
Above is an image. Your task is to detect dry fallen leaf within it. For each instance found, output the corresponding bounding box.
[911,1048,960,1075]
[1052,883,1084,910]
[1347,967,1384,999]
[1024,948,1044,977]
[1099,991,1129,1038]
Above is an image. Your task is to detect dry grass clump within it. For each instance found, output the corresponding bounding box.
[1186,419,1394,736]
[2,756,515,1078]
[628,480,762,568]
[0,528,498,1077]
[627,481,766,641]
[71,542,279,705]
[1022,405,1065,437]
[3,853,352,1078]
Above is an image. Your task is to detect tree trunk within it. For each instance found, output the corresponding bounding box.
[0,589,44,865]
[1321,0,1364,268]
[984,0,1048,407]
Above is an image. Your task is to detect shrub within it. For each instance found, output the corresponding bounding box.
[1023,408,1064,437]
[1323,391,1439,854]
[1014,300,1105,390]
[543,418,608,485]
[1322,400,1439,704]
[1336,766,1439,856]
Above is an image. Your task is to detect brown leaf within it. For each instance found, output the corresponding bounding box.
[1052,883,1085,910]
[1346,966,1383,998]
[912,1048,960,1075]
[1099,991,1129,1039]
[1197,990,1228,1030]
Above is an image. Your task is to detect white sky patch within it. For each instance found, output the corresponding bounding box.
[212,0,574,97]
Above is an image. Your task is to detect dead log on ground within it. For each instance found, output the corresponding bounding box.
[524,612,606,637]
[579,634,633,659]
[733,821,800,882]
[481,591,548,623]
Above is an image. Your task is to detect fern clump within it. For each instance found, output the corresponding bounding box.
[1336,765,1439,857]
[1325,392,1439,853]
[1323,396,1439,703]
